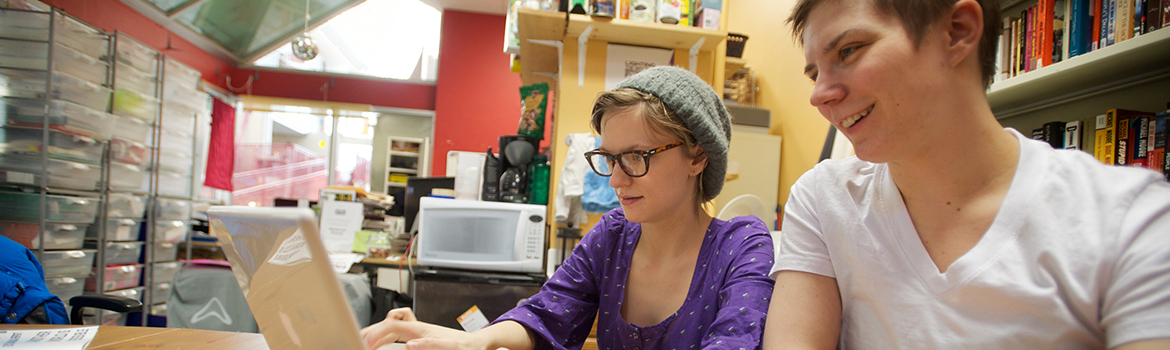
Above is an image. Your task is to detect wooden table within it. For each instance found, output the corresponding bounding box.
[0,325,269,349]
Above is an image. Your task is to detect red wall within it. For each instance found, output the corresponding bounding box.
[432,10,537,176]
[38,0,435,111]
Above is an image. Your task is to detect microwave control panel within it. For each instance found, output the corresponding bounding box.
[525,214,544,260]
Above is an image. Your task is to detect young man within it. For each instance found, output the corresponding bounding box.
[763,0,1170,349]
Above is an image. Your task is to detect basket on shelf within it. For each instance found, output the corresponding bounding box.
[726,33,749,58]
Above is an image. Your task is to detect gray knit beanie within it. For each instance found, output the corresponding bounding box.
[616,66,732,201]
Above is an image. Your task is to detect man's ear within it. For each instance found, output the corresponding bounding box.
[690,146,709,175]
[946,0,983,68]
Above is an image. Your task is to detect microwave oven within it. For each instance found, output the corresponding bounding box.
[415,197,547,273]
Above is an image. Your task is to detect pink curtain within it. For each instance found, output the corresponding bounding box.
[204,98,235,191]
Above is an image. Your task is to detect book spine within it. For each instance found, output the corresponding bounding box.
[1159,111,1170,179]
[1065,120,1083,149]
[1147,0,1162,32]
[1040,0,1055,67]
[1104,0,1113,46]
[1105,110,1117,164]
[1059,0,1070,63]
[1092,0,1103,49]
[1082,115,1097,152]
[1044,121,1067,149]
[1116,111,1131,165]
[1017,17,1027,75]
[1117,0,1133,42]
[1028,5,1037,71]
[1071,0,1086,56]
[1133,115,1150,168]
[1164,0,1170,27]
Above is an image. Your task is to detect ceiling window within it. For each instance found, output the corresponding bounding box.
[250,0,442,81]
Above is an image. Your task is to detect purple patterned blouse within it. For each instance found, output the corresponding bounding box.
[495,208,775,350]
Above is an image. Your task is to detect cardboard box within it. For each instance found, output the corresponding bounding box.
[697,8,720,29]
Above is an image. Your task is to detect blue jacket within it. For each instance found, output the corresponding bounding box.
[1,236,68,324]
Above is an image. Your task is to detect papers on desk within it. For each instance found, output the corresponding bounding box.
[0,326,98,350]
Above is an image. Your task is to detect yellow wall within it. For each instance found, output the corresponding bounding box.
[726,0,830,223]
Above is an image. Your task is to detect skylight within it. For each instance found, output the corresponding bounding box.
[251,0,442,82]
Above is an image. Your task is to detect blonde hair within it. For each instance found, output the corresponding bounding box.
[590,88,711,207]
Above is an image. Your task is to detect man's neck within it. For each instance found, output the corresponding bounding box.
[888,99,1020,205]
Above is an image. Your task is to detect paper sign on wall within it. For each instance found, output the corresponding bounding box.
[604,44,674,91]
[318,200,364,253]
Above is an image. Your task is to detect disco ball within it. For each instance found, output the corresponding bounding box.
[291,34,318,61]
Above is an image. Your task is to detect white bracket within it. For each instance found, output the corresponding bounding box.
[688,37,706,74]
[528,39,563,82]
[577,25,594,87]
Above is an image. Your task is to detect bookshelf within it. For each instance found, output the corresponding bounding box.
[384,136,429,193]
[992,0,1170,134]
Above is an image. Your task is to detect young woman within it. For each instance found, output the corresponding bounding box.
[360,66,775,350]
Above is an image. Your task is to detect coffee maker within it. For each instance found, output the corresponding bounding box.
[496,134,540,203]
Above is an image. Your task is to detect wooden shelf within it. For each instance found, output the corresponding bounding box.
[517,8,566,86]
[565,13,727,51]
[989,28,1170,119]
[389,151,419,157]
[387,167,417,174]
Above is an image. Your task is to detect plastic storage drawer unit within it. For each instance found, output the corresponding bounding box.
[0,9,50,42]
[45,276,84,306]
[156,150,193,175]
[112,88,159,122]
[0,38,48,70]
[115,39,157,75]
[108,138,149,167]
[51,71,112,112]
[163,58,200,90]
[87,218,142,241]
[46,99,116,140]
[113,61,156,97]
[0,221,87,249]
[101,241,145,265]
[160,103,199,136]
[153,242,178,262]
[51,44,108,85]
[154,220,188,243]
[152,261,181,284]
[0,154,102,191]
[52,12,107,57]
[88,264,142,291]
[0,68,47,99]
[161,84,205,113]
[0,191,99,223]
[155,198,191,221]
[157,128,194,155]
[149,282,171,306]
[156,170,191,198]
[108,161,147,190]
[40,249,96,278]
[106,193,146,218]
[110,115,152,144]
[1,126,104,164]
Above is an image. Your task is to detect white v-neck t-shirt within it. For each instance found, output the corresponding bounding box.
[774,128,1170,348]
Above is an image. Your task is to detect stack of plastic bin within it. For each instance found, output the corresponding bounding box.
[0,8,111,320]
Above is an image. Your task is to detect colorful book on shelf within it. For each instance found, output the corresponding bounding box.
[1039,0,1055,67]
[1065,119,1083,149]
[1131,115,1151,168]
[1156,110,1169,179]
[1105,0,1115,47]
[1071,0,1092,56]
[1057,0,1069,63]
[1116,0,1134,43]
[1110,109,1151,166]
[1032,128,1045,140]
[1092,0,1103,50]
[1017,17,1026,76]
[1081,115,1097,152]
[1163,0,1170,28]
[1144,112,1161,173]
[1145,0,1162,33]
[1043,121,1067,149]
[1026,6,1036,72]
[1095,113,1115,164]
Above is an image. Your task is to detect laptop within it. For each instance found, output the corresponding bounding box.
[207,206,405,350]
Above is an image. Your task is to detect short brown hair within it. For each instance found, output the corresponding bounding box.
[788,0,1001,88]
[590,88,712,206]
